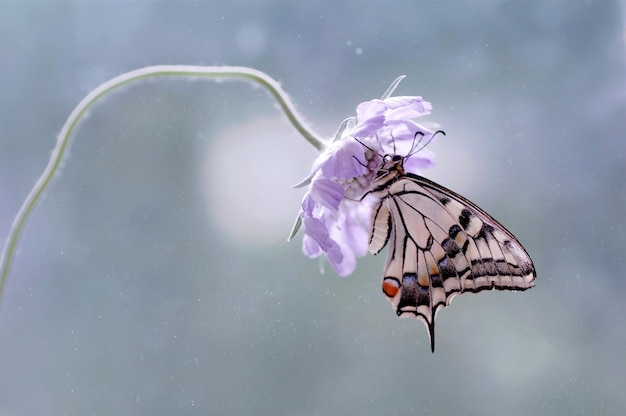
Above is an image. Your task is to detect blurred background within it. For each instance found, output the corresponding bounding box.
[1,1,625,414]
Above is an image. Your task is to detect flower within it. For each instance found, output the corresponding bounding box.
[296,80,438,276]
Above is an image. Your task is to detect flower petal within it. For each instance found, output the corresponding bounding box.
[309,176,344,211]
[320,140,367,180]
[355,99,387,121]
[384,96,432,119]
[331,203,371,258]
[351,115,385,138]
[301,216,342,262]
[302,234,322,258]
[328,247,356,276]
[300,194,317,218]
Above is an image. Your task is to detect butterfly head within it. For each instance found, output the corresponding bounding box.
[372,130,445,182]
[374,154,406,182]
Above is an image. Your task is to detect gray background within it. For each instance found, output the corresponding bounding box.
[1,0,625,414]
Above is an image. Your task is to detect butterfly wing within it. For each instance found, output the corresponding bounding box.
[369,173,536,352]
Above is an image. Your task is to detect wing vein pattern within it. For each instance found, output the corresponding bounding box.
[369,170,536,352]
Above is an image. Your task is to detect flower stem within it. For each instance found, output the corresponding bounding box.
[0,65,325,304]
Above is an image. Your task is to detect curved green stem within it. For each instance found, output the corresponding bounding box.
[0,65,326,304]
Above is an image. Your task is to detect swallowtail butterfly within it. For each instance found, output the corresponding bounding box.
[363,133,536,352]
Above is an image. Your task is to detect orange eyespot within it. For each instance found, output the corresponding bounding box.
[382,278,400,298]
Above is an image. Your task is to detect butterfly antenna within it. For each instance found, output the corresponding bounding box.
[352,155,368,168]
[409,130,446,157]
[353,137,376,153]
[353,136,383,163]
[373,132,387,155]
[409,131,425,156]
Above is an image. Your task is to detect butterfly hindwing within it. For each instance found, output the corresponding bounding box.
[368,166,536,352]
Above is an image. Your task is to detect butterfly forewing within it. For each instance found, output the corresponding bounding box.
[367,159,536,352]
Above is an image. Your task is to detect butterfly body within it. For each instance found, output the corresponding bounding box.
[365,153,536,352]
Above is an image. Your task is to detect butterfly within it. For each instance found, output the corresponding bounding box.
[362,131,536,352]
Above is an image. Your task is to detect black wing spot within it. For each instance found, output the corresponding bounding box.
[479,223,495,238]
[459,208,472,230]
[442,238,461,257]
[437,257,457,280]
[471,258,498,276]
[397,273,430,311]
[448,224,462,239]
[431,272,443,288]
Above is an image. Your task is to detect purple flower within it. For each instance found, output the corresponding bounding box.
[297,85,437,276]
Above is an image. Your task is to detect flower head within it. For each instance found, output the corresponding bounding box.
[295,79,438,276]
